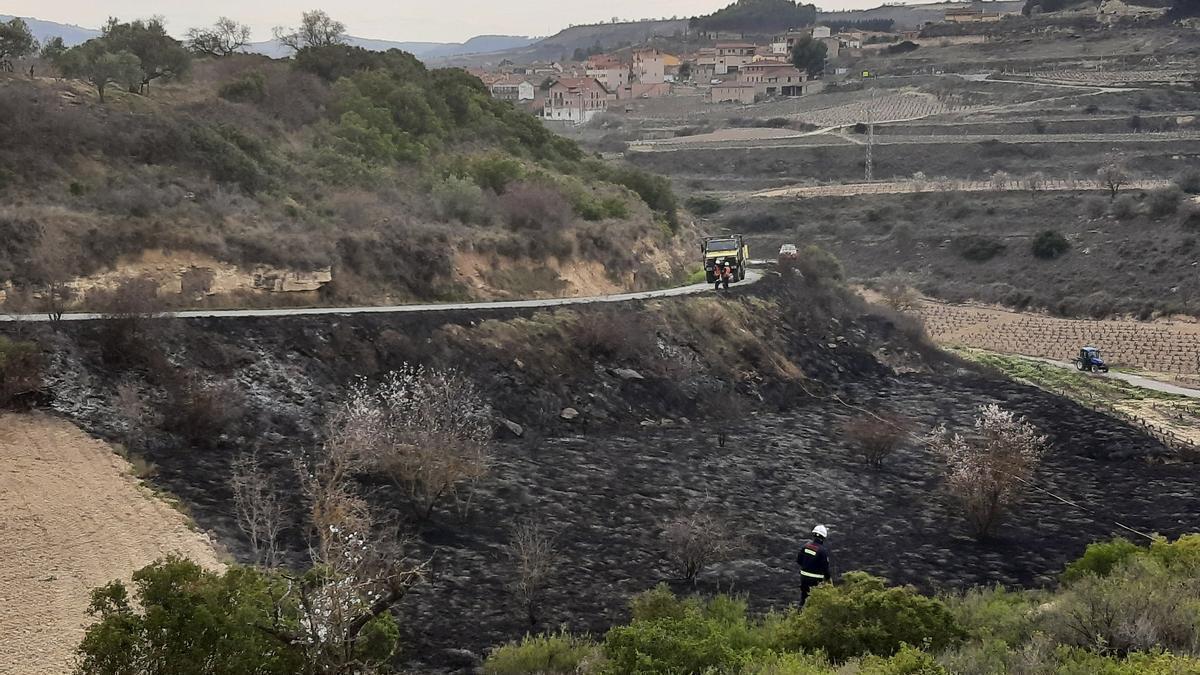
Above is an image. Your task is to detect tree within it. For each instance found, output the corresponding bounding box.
[29,230,75,322]
[843,414,909,468]
[99,17,192,93]
[1031,230,1070,260]
[273,10,347,52]
[0,17,37,71]
[926,404,1048,539]
[186,17,252,57]
[59,42,142,103]
[39,36,67,78]
[877,272,920,311]
[790,35,828,78]
[1098,163,1129,199]
[230,452,289,567]
[338,365,493,521]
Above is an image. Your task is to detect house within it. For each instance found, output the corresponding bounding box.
[778,29,840,63]
[811,25,832,39]
[586,56,630,93]
[739,62,810,97]
[714,43,758,75]
[543,78,612,124]
[633,48,670,85]
[710,83,757,104]
[490,76,536,102]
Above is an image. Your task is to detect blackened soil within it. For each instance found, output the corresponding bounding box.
[393,371,1197,664]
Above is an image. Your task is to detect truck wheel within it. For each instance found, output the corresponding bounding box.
[706,270,716,284]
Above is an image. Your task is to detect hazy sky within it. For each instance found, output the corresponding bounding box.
[5,0,896,43]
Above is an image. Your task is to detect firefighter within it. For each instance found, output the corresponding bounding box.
[713,258,726,291]
[796,524,832,607]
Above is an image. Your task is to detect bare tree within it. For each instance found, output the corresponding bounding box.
[926,404,1048,539]
[343,366,493,521]
[990,170,1009,191]
[843,414,909,469]
[506,520,559,627]
[114,379,150,451]
[186,17,252,57]
[1098,163,1129,200]
[662,510,740,584]
[877,272,920,312]
[31,230,75,323]
[1027,171,1046,193]
[230,451,289,567]
[275,409,427,674]
[273,10,347,52]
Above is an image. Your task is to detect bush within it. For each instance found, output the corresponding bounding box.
[1179,206,1200,232]
[1061,537,1143,584]
[686,195,723,216]
[484,630,599,675]
[570,308,655,362]
[883,40,919,55]
[431,175,488,223]
[0,336,42,408]
[843,415,908,468]
[954,235,1005,262]
[603,592,771,675]
[1031,230,1070,260]
[945,585,1039,646]
[1176,168,1200,194]
[1110,194,1138,220]
[164,376,246,446]
[498,182,573,230]
[470,155,525,194]
[662,511,740,582]
[1146,186,1184,218]
[218,71,267,103]
[779,572,965,661]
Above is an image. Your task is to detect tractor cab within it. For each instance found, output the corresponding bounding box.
[1074,346,1109,373]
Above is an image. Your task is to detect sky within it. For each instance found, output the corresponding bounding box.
[3,0,899,43]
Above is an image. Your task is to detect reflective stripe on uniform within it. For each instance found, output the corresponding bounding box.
[803,548,818,556]
[800,570,825,579]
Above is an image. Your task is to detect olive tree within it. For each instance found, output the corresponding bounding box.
[58,42,142,103]
[273,10,347,52]
[0,18,37,71]
[927,404,1047,539]
[186,17,252,57]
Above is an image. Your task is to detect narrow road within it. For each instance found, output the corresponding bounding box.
[738,178,1167,201]
[1028,356,1200,400]
[0,271,764,323]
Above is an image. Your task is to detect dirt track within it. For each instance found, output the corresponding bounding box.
[0,413,222,675]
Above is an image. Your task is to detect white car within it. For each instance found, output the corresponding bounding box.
[778,244,798,259]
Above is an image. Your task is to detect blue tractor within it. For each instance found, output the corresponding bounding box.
[1073,346,1109,373]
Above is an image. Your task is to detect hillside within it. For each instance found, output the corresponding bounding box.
[818,0,1025,28]
[435,18,691,65]
[0,44,688,312]
[0,14,100,46]
[246,34,536,60]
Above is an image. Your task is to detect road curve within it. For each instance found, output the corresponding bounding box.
[0,271,764,323]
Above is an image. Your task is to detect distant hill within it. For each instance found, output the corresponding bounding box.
[0,15,100,46]
[434,18,691,65]
[818,1,1026,29]
[246,34,536,60]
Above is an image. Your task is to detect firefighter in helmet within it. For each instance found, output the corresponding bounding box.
[797,524,832,607]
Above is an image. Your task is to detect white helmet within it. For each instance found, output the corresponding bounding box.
[811,524,829,538]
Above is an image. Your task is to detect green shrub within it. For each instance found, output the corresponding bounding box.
[1061,537,1142,584]
[631,584,690,621]
[1042,558,1200,655]
[738,651,833,674]
[218,72,267,103]
[1031,230,1070,260]
[432,175,488,224]
[945,586,1039,646]
[470,154,526,194]
[778,572,965,662]
[954,235,1005,262]
[793,245,843,285]
[603,591,774,674]
[484,630,600,674]
[1146,186,1184,218]
[1148,533,1200,575]
[686,195,723,216]
[856,645,948,674]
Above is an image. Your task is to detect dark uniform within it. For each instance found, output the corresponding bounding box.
[796,537,831,606]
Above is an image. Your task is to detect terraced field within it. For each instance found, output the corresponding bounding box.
[920,300,1200,375]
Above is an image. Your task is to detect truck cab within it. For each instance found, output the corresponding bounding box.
[702,235,749,284]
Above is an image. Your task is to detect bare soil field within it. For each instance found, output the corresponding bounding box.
[920,300,1200,374]
[0,413,222,675]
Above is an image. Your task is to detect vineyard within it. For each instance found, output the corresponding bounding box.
[1028,69,1198,87]
[920,301,1200,375]
[750,177,1169,199]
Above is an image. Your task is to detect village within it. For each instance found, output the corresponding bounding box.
[468,3,1023,124]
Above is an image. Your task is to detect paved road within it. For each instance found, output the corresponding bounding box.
[0,271,765,323]
[1028,356,1200,400]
